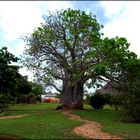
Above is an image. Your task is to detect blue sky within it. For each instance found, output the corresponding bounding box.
[0,1,140,81]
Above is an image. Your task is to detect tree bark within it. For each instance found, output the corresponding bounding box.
[60,79,84,109]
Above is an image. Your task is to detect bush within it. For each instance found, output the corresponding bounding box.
[0,93,11,110]
[36,95,41,103]
[110,95,123,110]
[122,91,140,123]
[102,94,112,104]
[56,105,63,110]
[89,93,106,109]
[84,94,91,104]
[102,94,122,110]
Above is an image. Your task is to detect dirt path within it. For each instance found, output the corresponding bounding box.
[63,110,122,139]
[0,110,58,119]
[0,135,20,140]
[0,110,122,139]
[0,114,30,119]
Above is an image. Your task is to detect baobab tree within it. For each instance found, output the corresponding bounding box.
[23,9,136,109]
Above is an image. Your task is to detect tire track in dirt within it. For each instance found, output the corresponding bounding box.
[63,110,122,139]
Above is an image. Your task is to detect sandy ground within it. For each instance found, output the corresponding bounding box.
[0,114,30,119]
[63,110,122,139]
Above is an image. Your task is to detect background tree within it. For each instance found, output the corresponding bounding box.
[23,9,137,109]
[16,79,45,103]
[31,82,44,96]
[15,76,32,103]
[119,58,140,122]
[89,93,106,109]
[0,47,19,109]
[30,82,45,103]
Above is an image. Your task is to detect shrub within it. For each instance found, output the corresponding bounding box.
[102,94,112,104]
[102,94,123,110]
[0,93,11,109]
[122,90,140,123]
[110,95,123,110]
[56,105,63,110]
[84,94,91,104]
[89,93,106,109]
[36,95,41,103]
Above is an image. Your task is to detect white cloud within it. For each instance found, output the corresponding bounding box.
[19,67,34,81]
[7,42,26,56]
[0,1,73,41]
[100,1,140,57]
[0,1,43,41]
[0,1,73,55]
[39,1,73,13]
[0,1,74,80]
[100,1,124,19]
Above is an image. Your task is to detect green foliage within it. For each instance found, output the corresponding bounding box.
[122,92,140,123]
[16,82,44,104]
[0,47,43,106]
[55,92,61,99]
[23,9,139,109]
[30,82,44,96]
[0,94,10,110]
[102,94,123,110]
[121,87,140,122]
[23,9,104,89]
[0,47,18,64]
[0,47,20,108]
[29,82,45,103]
[119,58,140,122]
[84,94,91,104]
[89,94,106,109]
[16,76,32,95]
[94,64,107,75]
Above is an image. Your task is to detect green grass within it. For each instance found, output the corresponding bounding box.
[0,103,84,139]
[74,108,140,139]
[1,103,140,139]
[0,103,60,116]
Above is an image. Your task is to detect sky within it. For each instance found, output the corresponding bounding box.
[0,1,140,82]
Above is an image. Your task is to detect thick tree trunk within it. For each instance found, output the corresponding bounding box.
[60,80,84,109]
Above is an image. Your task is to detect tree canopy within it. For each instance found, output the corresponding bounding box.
[0,47,45,108]
[23,9,138,109]
[0,47,20,108]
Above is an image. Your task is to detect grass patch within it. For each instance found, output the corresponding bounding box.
[0,103,84,139]
[0,111,83,139]
[74,108,140,139]
[0,103,60,116]
[2,103,139,139]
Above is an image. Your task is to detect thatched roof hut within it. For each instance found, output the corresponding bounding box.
[96,81,123,96]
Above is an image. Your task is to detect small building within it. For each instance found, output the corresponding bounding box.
[42,91,59,103]
[96,81,123,96]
